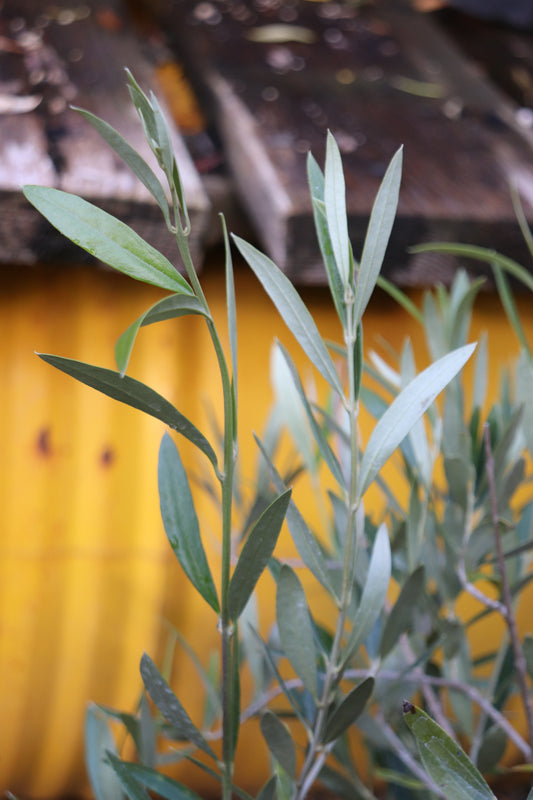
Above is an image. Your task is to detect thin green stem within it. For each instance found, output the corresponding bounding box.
[294,288,360,800]
[173,218,237,800]
[484,423,533,752]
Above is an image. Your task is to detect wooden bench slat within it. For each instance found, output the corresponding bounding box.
[138,0,533,285]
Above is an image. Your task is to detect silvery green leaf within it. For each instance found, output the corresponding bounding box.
[357,343,476,501]
[116,294,206,376]
[276,565,318,698]
[493,262,532,359]
[150,91,174,179]
[271,344,315,473]
[401,339,432,488]
[106,754,151,800]
[254,435,335,594]
[126,70,159,150]
[354,146,403,326]
[260,711,297,779]
[159,434,219,613]
[307,152,346,324]
[376,275,424,323]
[275,342,345,485]
[322,677,374,744]
[324,131,352,287]
[476,727,507,774]
[517,352,533,454]
[86,704,125,800]
[342,524,391,665]
[257,776,278,800]
[228,489,291,620]
[74,107,171,228]
[37,354,218,470]
[233,236,344,396]
[140,653,217,761]
[379,565,425,658]
[403,702,497,800]
[23,186,191,294]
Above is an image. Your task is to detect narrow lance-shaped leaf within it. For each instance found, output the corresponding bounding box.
[307,152,346,324]
[74,107,172,229]
[38,354,218,471]
[324,131,352,287]
[342,523,391,666]
[276,342,345,487]
[126,69,159,151]
[492,262,532,360]
[276,564,318,698]
[106,753,151,800]
[260,711,297,779]
[254,434,335,595]
[402,702,497,800]
[233,236,344,397]
[23,186,193,294]
[411,241,533,293]
[228,489,292,620]
[85,704,125,800]
[116,294,207,376]
[159,433,219,613]
[140,653,217,761]
[322,677,374,744]
[151,91,175,184]
[357,343,476,501]
[257,776,278,800]
[354,147,403,326]
[379,565,425,658]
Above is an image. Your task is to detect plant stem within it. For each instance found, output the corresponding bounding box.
[237,669,532,761]
[483,423,533,751]
[174,225,237,799]
[293,289,360,800]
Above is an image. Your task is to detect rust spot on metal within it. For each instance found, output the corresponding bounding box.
[100,447,115,467]
[36,427,52,457]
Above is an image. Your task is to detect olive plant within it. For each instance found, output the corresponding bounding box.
[23,72,533,800]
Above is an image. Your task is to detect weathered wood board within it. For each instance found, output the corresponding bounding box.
[136,0,533,286]
[0,0,210,268]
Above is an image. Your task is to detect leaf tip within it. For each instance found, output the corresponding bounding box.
[402,700,415,715]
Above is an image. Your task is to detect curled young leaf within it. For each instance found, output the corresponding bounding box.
[115,294,207,376]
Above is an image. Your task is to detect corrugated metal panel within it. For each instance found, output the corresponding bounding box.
[1,260,533,796]
[0,264,199,797]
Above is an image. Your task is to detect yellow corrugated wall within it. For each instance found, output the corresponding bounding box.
[1,256,532,797]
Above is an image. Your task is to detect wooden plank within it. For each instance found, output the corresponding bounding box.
[135,0,533,286]
[0,0,210,267]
